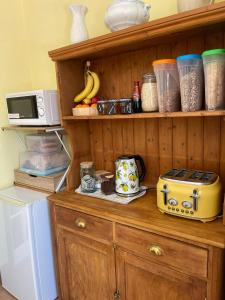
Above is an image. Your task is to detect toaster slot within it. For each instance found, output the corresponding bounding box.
[190,189,199,211]
[164,169,178,177]
[175,169,188,178]
[161,184,169,205]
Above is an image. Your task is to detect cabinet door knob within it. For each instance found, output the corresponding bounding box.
[75,218,86,229]
[148,245,164,256]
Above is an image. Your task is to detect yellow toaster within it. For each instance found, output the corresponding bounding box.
[157,169,223,223]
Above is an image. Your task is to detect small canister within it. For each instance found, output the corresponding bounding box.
[202,49,225,110]
[97,100,109,115]
[80,161,96,193]
[108,99,120,115]
[141,73,158,112]
[119,98,133,114]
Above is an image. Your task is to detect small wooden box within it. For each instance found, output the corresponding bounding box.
[14,169,65,192]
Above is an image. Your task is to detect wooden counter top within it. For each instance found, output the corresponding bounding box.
[48,190,225,249]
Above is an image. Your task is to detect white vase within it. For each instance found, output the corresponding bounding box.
[105,0,151,32]
[70,4,89,44]
[177,0,215,13]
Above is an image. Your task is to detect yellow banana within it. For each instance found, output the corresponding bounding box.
[86,71,100,99]
[74,71,94,102]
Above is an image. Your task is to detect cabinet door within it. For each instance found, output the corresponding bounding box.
[56,228,116,300]
[116,250,207,300]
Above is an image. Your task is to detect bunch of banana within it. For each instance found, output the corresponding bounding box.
[74,70,100,103]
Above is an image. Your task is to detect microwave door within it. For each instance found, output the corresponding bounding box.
[7,96,38,119]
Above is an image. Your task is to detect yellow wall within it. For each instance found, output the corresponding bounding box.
[0,0,223,188]
[0,1,31,188]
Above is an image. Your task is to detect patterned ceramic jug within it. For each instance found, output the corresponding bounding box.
[115,155,146,196]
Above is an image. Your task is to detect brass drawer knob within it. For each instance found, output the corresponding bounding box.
[148,245,164,256]
[75,218,86,229]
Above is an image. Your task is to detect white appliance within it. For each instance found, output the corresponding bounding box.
[6,90,60,126]
[0,186,57,300]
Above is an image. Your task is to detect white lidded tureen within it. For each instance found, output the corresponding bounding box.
[105,0,151,32]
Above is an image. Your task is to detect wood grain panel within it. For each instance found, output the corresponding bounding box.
[102,120,114,171]
[112,120,124,161]
[203,117,221,173]
[172,119,187,169]
[145,119,159,186]
[187,117,204,170]
[158,118,173,174]
[122,119,134,155]
[118,52,132,98]
[204,29,224,49]
[89,120,104,170]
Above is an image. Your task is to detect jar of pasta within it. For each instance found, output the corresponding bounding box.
[141,73,158,112]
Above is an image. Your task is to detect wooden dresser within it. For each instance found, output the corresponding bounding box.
[48,3,225,299]
[49,191,225,300]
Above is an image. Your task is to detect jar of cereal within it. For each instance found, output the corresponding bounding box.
[141,73,158,112]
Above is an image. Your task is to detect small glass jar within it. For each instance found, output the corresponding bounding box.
[101,174,115,195]
[97,100,109,115]
[141,73,158,112]
[80,161,96,193]
[119,98,133,114]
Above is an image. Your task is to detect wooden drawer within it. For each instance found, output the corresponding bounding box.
[55,206,113,242]
[115,224,208,278]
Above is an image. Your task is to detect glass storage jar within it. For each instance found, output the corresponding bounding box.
[80,161,96,193]
[141,73,158,112]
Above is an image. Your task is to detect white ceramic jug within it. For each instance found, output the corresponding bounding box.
[105,0,151,32]
[177,0,214,13]
[70,4,89,44]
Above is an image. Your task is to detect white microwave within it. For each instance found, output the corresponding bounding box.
[6,90,60,126]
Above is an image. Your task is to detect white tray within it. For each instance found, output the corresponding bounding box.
[75,186,146,205]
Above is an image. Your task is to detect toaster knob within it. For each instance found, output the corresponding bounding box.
[168,198,178,206]
[182,201,192,209]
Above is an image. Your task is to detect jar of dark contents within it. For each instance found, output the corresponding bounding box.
[108,100,120,115]
[101,173,115,195]
[132,81,142,113]
[141,73,158,112]
[80,161,96,193]
[97,100,109,115]
[119,98,133,114]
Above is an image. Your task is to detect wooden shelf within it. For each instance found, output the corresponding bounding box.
[63,110,225,121]
[49,2,225,61]
[1,126,63,132]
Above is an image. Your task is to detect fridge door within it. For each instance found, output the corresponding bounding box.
[31,199,57,300]
[0,197,39,300]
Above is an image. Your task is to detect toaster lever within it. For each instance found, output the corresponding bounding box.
[161,184,169,205]
[190,189,199,211]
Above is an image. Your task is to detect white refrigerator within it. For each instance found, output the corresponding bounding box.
[0,186,57,300]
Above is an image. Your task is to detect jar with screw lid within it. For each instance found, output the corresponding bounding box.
[141,73,158,112]
[80,161,96,193]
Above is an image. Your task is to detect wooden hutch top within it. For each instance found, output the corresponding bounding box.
[48,2,225,250]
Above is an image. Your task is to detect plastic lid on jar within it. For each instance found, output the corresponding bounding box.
[177,54,202,61]
[152,59,176,65]
[202,49,225,57]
